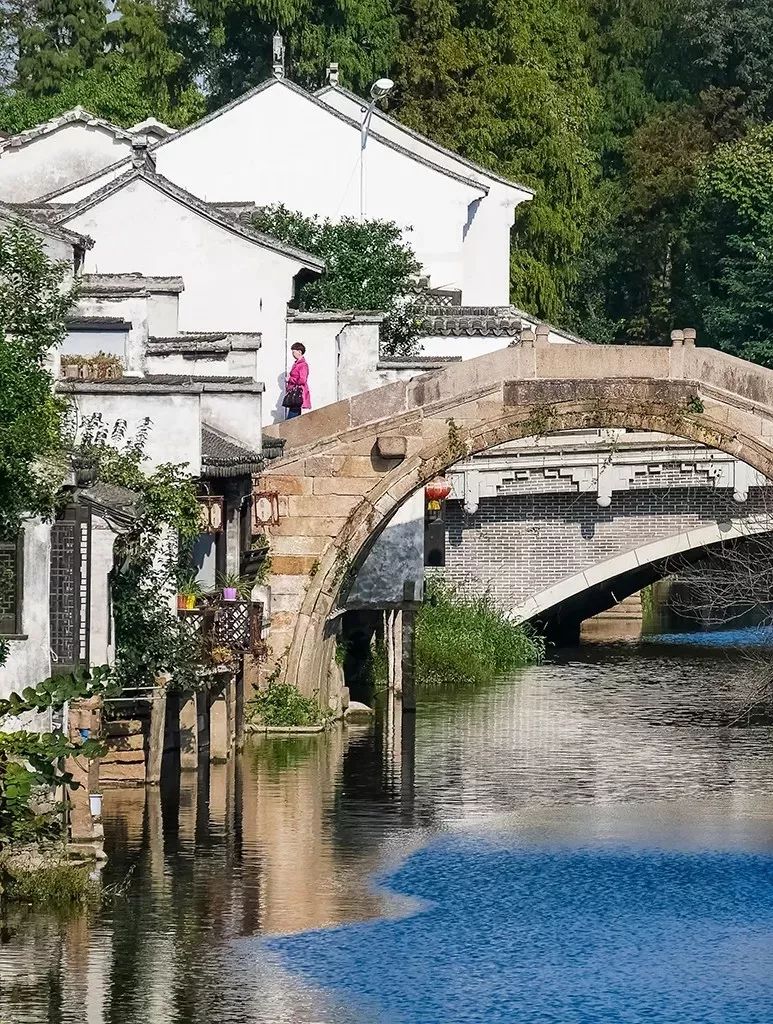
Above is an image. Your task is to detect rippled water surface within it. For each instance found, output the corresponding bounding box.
[2,639,773,1023]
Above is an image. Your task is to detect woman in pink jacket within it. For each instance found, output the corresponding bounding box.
[285,343,311,419]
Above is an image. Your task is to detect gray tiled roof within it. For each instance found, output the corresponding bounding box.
[67,316,130,330]
[261,435,286,460]
[79,273,185,296]
[419,308,523,337]
[52,167,325,271]
[148,333,230,356]
[0,201,94,249]
[58,373,264,394]
[78,481,141,528]
[201,425,263,477]
[0,107,135,153]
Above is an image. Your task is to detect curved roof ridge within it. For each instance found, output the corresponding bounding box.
[316,84,534,198]
[152,78,488,195]
[0,107,135,154]
[52,166,325,271]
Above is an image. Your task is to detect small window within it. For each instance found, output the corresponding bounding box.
[0,533,23,635]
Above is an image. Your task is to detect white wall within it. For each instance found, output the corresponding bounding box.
[200,392,262,451]
[89,516,118,666]
[60,177,303,424]
[67,391,203,473]
[285,318,343,412]
[155,81,480,297]
[0,122,131,202]
[0,521,52,698]
[318,88,529,306]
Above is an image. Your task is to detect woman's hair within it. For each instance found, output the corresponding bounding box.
[291,342,306,355]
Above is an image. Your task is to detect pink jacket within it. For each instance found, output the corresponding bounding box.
[286,356,311,410]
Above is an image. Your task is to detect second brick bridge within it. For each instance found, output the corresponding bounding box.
[259,333,773,703]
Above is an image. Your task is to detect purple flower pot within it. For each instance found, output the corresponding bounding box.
[223,587,238,601]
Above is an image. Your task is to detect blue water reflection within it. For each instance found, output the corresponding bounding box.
[645,625,773,647]
[268,836,773,1024]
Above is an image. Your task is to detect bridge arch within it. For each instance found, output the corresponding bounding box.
[261,342,773,698]
[511,516,773,635]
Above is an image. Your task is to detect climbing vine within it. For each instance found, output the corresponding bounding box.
[67,414,205,691]
[0,667,113,847]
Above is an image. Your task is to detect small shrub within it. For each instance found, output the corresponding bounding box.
[2,862,101,906]
[416,581,544,687]
[248,682,330,727]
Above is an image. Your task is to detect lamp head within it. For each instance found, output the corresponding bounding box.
[370,78,394,99]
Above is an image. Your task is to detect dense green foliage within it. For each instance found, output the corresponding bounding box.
[0,226,71,538]
[416,581,544,687]
[253,204,420,311]
[1,859,102,905]
[0,1,204,130]
[4,2,773,352]
[253,204,423,353]
[248,682,330,728]
[0,668,113,845]
[68,415,204,690]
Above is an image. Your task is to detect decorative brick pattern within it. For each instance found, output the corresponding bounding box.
[439,484,770,611]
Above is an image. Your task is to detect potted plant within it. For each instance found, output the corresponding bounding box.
[210,644,234,666]
[61,357,81,379]
[177,572,202,611]
[218,572,248,601]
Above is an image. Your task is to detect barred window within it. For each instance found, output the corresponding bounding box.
[0,534,22,635]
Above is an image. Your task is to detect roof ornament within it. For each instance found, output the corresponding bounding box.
[130,134,155,171]
[272,32,285,79]
[327,62,339,86]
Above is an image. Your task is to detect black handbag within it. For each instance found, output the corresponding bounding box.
[283,385,303,409]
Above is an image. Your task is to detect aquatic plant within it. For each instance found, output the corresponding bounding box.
[248,682,330,727]
[415,581,543,687]
[1,860,101,907]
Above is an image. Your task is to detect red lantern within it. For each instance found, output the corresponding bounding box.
[425,477,452,512]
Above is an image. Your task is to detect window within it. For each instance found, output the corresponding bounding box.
[0,533,23,635]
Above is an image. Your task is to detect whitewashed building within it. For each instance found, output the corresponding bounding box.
[0,106,174,203]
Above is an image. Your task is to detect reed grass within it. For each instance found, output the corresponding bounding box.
[416,581,544,687]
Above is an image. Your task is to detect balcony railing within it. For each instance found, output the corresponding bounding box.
[178,598,265,662]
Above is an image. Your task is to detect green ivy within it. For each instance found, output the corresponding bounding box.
[66,414,205,691]
[0,667,113,846]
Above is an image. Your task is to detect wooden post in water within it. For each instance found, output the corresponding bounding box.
[146,674,169,785]
[179,691,199,770]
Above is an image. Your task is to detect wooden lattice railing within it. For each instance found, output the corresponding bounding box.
[178,599,265,660]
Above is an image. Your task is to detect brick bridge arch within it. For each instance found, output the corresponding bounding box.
[513,517,773,635]
[260,336,773,702]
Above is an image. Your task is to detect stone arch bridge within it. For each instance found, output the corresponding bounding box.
[259,334,773,702]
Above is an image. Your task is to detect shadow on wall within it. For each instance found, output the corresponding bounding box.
[346,502,425,610]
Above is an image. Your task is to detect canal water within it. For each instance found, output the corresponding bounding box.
[2,636,773,1023]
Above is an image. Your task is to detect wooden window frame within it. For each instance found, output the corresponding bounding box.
[0,531,24,637]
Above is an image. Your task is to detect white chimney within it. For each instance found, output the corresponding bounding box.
[272,32,285,79]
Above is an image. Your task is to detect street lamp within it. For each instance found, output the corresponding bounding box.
[360,77,394,221]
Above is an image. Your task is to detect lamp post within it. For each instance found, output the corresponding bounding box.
[360,77,394,221]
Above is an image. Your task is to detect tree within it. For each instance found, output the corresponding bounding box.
[16,0,106,96]
[0,669,112,847]
[394,0,599,323]
[0,1,203,132]
[253,205,422,352]
[184,0,401,107]
[685,124,773,359]
[681,0,773,121]
[0,225,72,539]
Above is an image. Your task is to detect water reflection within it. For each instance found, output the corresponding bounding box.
[2,642,773,1023]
